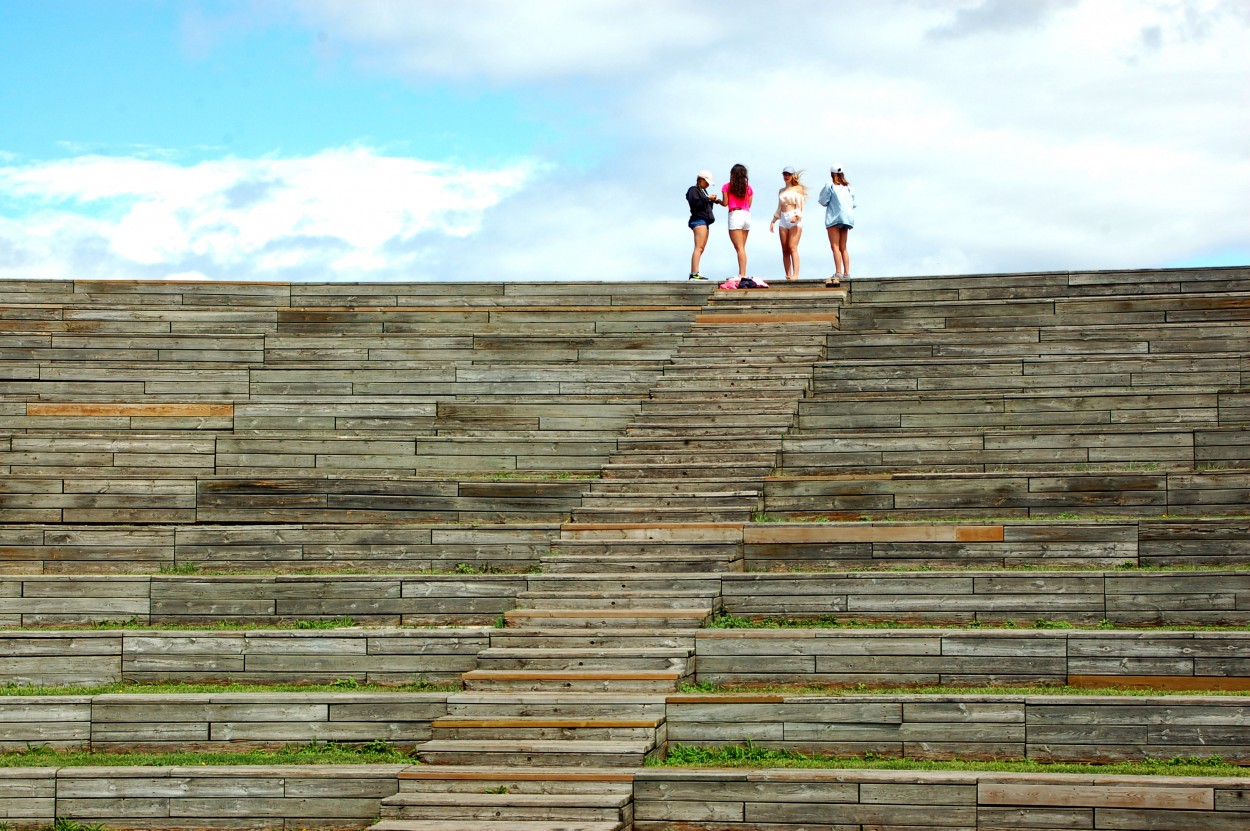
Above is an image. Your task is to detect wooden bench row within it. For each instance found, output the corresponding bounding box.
[0,277,716,306]
[1,517,1245,574]
[763,469,1250,519]
[0,472,589,524]
[810,356,1250,393]
[847,265,1250,303]
[1,763,1246,829]
[694,629,1250,690]
[0,627,490,686]
[797,388,1249,430]
[667,692,1250,763]
[0,521,558,573]
[1,401,649,435]
[0,692,449,751]
[0,569,1246,628]
[0,690,1242,764]
[0,331,687,366]
[839,289,1250,332]
[0,626,1247,690]
[779,425,1250,473]
[0,764,406,826]
[0,362,669,399]
[823,319,1250,360]
[634,767,1250,830]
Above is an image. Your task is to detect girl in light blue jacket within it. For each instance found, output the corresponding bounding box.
[818,165,855,287]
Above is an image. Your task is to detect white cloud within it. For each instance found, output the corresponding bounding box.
[282,0,719,81]
[0,147,540,281]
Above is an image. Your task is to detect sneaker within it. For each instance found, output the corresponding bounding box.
[688,273,707,280]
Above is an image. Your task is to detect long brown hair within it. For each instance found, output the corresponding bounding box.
[728,164,749,199]
[832,170,850,186]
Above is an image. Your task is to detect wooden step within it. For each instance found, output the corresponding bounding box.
[430,715,664,742]
[586,478,762,494]
[630,405,791,418]
[600,464,774,480]
[379,791,630,822]
[461,669,686,693]
[645,388,801,401]
[417,738,661,766]
[502,608,711,628]
[615,437,783,453]
[444,692,667,719]
[487,628,698,651]
[522,574,722,593]
[514,590,718,610]
[570,508,755,525]
[474,647,691,673]
[398,765,635,794]
[577,492,759,509]
[623,424,787,437]
[604,451,778,465]
[371,821,623,831]
[541,550,742,574]
[572,509,755,525]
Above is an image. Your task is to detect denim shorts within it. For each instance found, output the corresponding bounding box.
[689,219,710,229]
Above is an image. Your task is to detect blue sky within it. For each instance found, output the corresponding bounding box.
[1,0,1247,282]
[1,1,551,163]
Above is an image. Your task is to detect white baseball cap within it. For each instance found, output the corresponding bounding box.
[830,164,844,175]
[697,170,715,187]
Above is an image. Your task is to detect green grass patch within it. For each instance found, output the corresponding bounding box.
[0,821,111,831]
[654,743,1247,777]
[82,615,361,631]
[146,565,538,576]
[748,563,1249,573]
[0,679,458,697]
[677,681,1250,697]
[706,612,1250,632]
[747,512,1250,523]
[0,741,413,768]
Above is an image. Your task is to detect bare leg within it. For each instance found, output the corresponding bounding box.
[788,225,802,279]
[827,226,846,276]
[839,228,851,277]
[729,228,749,277]
[778,227,790,278]
[690,224,709,275]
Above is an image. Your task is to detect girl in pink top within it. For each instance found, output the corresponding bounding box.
[721,164,753,279]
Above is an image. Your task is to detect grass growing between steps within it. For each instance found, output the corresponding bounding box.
[0,679,459,696]
[707,612,1250,631]
[82,615,360,630]
[465,471,600,481]
[751,563,1250,573]
[655,743,1248,777]
[0,741,414,768]
[1,821,110,831]
[677,681,1250,697]
[155,564,540,575]
[749,512,1250,522]
[12,618,488,632]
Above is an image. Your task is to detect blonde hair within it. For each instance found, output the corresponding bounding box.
[783,169,809,197]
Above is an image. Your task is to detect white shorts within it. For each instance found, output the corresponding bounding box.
[778,210,801,230]
[728,210,752,231]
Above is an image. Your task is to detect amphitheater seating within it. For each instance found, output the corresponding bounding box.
[0,266,1247,829]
